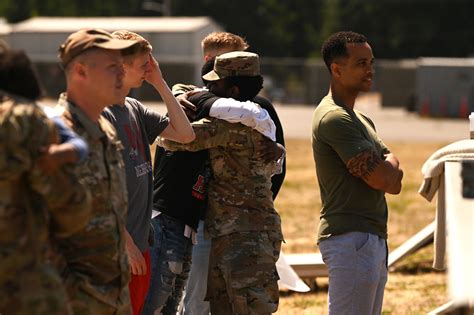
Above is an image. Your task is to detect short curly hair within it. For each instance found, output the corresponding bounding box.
[321,31,368,73]
[201,32,249,56]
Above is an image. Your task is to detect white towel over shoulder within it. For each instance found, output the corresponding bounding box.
[419,139,474,269]
[209,98,276,141]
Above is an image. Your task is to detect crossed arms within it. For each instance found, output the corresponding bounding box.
[347,150,403,194]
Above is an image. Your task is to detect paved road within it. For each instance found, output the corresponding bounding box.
[42,95,470,142]
[274,104,469,143]
[143,95,470,143]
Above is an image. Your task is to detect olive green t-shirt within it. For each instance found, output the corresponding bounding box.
[312,94,390,242]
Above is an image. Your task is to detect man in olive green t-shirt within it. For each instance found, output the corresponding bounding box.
[312,31,403,315]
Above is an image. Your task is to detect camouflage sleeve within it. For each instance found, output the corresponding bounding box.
[0,104,57,180]
[29,164,91,238]
[157,118,230,152]
[172,83,198,96]
[7,105,91,238]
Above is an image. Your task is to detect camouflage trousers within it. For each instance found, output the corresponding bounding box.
[0,263,72,315]
[67,287,132,315]
[63,272,132,315]
[206,231,282,315]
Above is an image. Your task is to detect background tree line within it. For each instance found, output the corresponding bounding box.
[2,0,473,59]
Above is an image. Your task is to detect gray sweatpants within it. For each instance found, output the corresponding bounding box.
[319,232,388,315]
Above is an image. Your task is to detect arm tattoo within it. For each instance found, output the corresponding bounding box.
[347,149,382,179]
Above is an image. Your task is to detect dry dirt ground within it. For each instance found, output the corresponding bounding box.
[42,93,468,314]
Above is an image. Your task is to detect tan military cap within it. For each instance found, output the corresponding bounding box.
[203,51,260,81]
[58,28,138,67]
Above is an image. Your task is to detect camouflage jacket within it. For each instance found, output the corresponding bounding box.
[158,118,282,240]
[57,95,131,313]
[0,94,91,315]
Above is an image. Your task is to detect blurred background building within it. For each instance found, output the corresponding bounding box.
[1,0,474,116]
[4,16,222,100]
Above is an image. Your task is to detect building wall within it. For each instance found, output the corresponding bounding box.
[9,32,67,62]
[416,62,474,117]
[304,61,330,105]
[4,17,223,100]
[375,60,416,110]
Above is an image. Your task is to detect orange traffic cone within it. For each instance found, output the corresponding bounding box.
[459,96,469,118]
[420,97,431,117]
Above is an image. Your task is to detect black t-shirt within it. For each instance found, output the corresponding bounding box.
[152,92,213,230]
[253,95,286,199]
[152,148,210,230]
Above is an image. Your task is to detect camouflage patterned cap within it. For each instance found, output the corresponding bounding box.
[58,29,138,67]
[202,51,260,81]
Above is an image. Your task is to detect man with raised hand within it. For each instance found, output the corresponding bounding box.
[102,30,194,315]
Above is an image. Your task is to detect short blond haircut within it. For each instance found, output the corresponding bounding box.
[112,30,152,60]
[201,32,249,56]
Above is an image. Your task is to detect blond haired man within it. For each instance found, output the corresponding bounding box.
[201,31,249,61]
[101,30,194,315]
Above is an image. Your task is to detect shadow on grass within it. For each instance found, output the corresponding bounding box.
[280,289,321,297]
[280,279,329,296]
[390,259,445,275]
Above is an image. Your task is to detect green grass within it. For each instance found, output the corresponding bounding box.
[153,139,449,314]
[275,139,448,314]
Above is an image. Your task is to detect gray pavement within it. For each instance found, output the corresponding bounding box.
[142,94,470,143]
[42,94,470,142]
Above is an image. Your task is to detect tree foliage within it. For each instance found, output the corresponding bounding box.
[1,0,473,58]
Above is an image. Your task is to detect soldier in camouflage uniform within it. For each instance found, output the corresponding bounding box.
[0,47,91,315]
[158,52,284,315]
[55,29,138,315]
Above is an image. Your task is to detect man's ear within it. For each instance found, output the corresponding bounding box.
[330,62,341,78]
[73,62,87,79]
